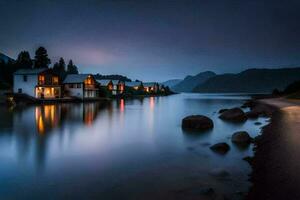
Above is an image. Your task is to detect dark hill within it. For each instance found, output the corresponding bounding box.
[172,71,216,92]
[193,68,300,93]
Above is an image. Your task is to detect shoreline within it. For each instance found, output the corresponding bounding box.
[246,97,300,199]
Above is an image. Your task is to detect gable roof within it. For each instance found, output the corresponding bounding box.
[64,74,92,84]
[14,68,48,75]
[96,79,112,86]
[125,81,142,87]
[143,82,158,87]
[111,80,120,85]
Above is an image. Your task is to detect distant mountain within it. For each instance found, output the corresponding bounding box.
[161,79,182,88]
[172,71,216,92]
[0,52,14,63]
[193,67,300,93]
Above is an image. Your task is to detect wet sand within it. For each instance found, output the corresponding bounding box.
[247,98,300,200]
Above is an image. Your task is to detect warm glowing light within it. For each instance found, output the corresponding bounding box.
[84,104,95,126]
[52,76,59,84]
[35,105,58,134]
[38,75,45,85]
[150,97,154,109]
[119,84,124,91]
[120,99,125,112]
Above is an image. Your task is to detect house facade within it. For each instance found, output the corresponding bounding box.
[64,74,99,99]
[143,82,159,93]
[125,81,143,91]
[97,79,125,96]
[13,68,62,99]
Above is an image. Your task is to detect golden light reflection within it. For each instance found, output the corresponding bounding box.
[84,104,96,126]
[120,99,125,112]
[150,97,155,110]
[35,105,59,134]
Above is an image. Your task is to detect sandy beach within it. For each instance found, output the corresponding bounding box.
[247,98,300,200]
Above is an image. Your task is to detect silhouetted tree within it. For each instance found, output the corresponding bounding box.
[34,46,51,68]
[53,57,66,79]
[66,60,79,74]
[16,51,33,69]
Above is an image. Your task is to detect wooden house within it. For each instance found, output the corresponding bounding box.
[63,74,99,99]
[13,68,62,99]
[143,82,159,93]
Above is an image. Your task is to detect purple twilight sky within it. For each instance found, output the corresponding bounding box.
[0,0,300,81]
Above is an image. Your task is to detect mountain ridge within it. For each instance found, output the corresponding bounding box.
[193,67,300,93]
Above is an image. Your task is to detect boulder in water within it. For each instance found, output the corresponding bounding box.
[219,108,247,122]
[231,131,252,144]
[210,143,230,154]
[182,115,213,131]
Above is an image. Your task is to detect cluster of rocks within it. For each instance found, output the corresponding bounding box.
[181,101,263,155]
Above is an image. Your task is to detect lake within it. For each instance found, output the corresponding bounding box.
[0,93,267,199]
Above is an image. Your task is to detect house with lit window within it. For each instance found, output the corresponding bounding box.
[97,79,125,96]
[125,81,143,91]
[158,84,166,92]
[63,74,99,99]
[143,82,159,93]
[13,68,62,99]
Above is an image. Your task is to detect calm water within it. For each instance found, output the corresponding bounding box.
[0,94,267,199]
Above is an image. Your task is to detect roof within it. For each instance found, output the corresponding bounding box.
[14,68,48,75]
[96,79,112,86]
[64,74,92,84]
[125,81,142,87]
[143,82,158,87]
[111,80,120,85]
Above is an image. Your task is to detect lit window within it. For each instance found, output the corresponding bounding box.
[39,75,45,85]
[52,76,59,84]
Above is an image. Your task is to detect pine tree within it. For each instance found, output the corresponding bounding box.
[53,57,66,79]
[16,51,33,69]
[34,46,51,68]
[66,60,79,74]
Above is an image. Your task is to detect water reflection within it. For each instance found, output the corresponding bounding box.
[0,102,108,168]
[0,94,267,199]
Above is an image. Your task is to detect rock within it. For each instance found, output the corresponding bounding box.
[209,168,230,178]
[254,122,262,125]
[245,110,260,119]
[219,108,247,122]
[231,131,252,144]
[182,115,214,131]
[210,143,230,154]
[218,108,228,114]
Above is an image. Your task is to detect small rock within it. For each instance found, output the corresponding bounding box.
[182,115,214,131]
[219,108,247,122]
[210,143,230,154]
[231,131,252,144]
[218,108,228,114]
[245,110,260,119]
[254,122,262,125]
